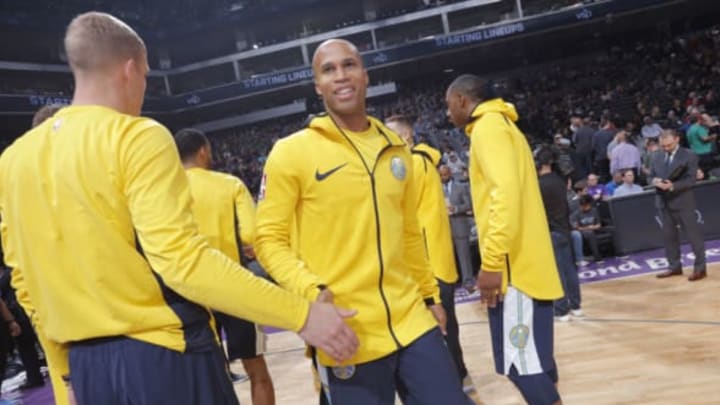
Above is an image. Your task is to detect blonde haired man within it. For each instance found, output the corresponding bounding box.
[0,12,357,405]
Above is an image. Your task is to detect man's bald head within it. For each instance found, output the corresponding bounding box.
[64,11,146,74]
[312,39,363,74]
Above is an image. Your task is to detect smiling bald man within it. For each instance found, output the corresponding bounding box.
[254,39,474,405]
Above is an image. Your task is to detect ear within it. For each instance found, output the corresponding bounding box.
[363,69,369,87]
[122,58,136,82]
[314,80,322,97]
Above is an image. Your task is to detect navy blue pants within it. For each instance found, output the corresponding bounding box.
[488,293,561,405]
[438,279,468,380]
[69,337,238,405]
[551,231,581,316]
[319,328,473,405]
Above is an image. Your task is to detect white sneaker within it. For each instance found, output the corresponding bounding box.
[570,309,585,318]
[577,260,589,267]
[555,314,570,322]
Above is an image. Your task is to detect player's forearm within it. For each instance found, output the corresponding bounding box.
[151,238,310,332]
[255,233,325,302]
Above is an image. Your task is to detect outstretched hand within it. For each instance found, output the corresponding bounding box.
[300,288,358,363]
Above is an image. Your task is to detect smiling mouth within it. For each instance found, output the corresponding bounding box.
[334,87,355,101]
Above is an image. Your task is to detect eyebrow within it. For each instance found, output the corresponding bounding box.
[320,57,358,70]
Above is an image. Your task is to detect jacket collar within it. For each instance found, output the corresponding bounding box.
[307,113,406,147]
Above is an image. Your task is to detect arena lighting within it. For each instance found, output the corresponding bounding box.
[444,68,455,73]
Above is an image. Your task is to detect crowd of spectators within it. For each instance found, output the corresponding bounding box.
[203,27,720,199]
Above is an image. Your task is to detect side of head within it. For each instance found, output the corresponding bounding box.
[535,147,554,172]
[438,165,452,183]
[646,138,658,151]
[384,115,414,146]
[445,74,495,129]
[580,194,594,210]
[659,129,679,152]
[174,128,211,169]
[622,169,635,185]
[615,130,627,143]
[65,12,148,116]
[573,180,588,195]
[312,39,368,119]
[32,104,64,128]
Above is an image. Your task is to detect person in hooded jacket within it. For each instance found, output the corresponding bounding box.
[384,115,475,394]
[255,39,473,405]
[446,74,564,405]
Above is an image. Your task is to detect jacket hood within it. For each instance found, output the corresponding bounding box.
[465,98,519,136]
[307,113,405,146]
[412,143,442,166]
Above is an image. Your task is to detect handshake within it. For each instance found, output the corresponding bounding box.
[296,288,448,364]
[297,289,359,363]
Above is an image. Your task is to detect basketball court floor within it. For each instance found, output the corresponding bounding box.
[10,241,720,404]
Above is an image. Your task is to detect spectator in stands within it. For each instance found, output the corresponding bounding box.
[446,151,467,179]
[571,114,594,178]
[570,195,603,263]
[686,114,718,174]
[640,138,660,181]
[604,171,624,198]
[612,169,644,197]
[568,180,587,217]
[0,291,22,397]
[591,116,618,181]
[567,180,588,266]
[537,148,583,322]
[439,165,475,292]
[586,173,605,200]
[609,130,641,177]
[641,116,663,139]
[552,134,576,180]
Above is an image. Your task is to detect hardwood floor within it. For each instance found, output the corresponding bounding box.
[233,264,720,404]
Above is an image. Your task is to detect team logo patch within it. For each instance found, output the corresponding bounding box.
[509,324,530,349]
[390,156,406,180]
[258,174,267,201]
[52,118,63,132]
[331,365,356,380]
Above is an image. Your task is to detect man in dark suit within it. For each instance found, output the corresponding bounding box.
[439,165,475,291]
[649,130,707,281]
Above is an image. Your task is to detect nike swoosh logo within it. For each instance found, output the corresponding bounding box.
[315,163,348,181]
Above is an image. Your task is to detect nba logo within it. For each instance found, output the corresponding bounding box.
[258,174,267,201]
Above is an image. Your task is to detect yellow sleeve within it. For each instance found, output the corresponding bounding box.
[2,221,71,404]
[254,140,325,302]
[121,124,309,332]
[234,179,256,246]
[471,115,521,273]
[403,153,441,304]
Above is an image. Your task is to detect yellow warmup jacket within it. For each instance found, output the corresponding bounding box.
[185,167,256,261]
[0,106,310,383]
[255,114,440,366]
[411,143,458,284]
[466,99,563,300]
